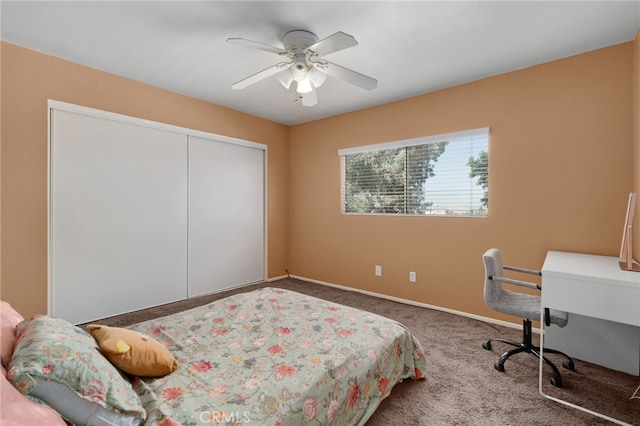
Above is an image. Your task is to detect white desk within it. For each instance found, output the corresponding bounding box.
[543,251,640,375]
[542,251,640,326]
[539,251,640,425]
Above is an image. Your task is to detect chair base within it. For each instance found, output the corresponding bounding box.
[482,319,574,387]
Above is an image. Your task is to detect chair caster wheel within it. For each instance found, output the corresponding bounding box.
[494,362,504,372]
[562,360,575,371]
[482,342,492,350]
[550,376,562,387]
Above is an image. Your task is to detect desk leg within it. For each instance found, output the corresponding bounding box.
[538,306,633,426]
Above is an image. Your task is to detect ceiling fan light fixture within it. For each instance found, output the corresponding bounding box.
[276,71,293,89]
[291,61,308,82]
[308,66,327,88]
[296,77,313,94]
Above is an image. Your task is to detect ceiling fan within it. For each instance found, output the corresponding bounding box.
[227,30,377,107]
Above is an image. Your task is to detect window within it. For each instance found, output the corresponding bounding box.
[339,128,489,217]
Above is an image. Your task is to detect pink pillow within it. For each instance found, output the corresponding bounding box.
[1,365,66,426]
[1,301,24,367]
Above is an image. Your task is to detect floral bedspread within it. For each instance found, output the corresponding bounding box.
[128,287,426,425]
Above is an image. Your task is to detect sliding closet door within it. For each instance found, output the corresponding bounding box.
[50,109,188,324]
[188,136,264,296]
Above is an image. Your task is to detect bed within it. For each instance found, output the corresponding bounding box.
[128,287,426,425]
[4,287,426,425]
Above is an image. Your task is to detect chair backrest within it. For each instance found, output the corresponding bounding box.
[482,248,568,327]
[483,248,505,312]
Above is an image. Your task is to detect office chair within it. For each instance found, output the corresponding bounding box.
[482,248,575,387]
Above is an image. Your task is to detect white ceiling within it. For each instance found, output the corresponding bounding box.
[2,1,639,126]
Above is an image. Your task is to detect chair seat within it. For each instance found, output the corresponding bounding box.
[488,291,568,327]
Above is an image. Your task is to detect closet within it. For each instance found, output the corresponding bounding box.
[49,101,265,324]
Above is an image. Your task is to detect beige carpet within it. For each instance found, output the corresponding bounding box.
[84,278,640,425]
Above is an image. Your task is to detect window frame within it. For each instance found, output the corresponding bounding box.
[338,127,490,218]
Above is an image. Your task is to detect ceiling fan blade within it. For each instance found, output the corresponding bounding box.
[231,62,292,90]
[324,61,378,91]
[226,37,287,55]
[306,31,357,57]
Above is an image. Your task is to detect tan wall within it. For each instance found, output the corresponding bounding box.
[634,29,640,259]
[0,42,289,317]
[2,38,637,325]
[289,42,634,323]
[0,43,3,317]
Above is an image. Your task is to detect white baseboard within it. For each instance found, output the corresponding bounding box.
[265,274,288,282]
[288,274,541,334]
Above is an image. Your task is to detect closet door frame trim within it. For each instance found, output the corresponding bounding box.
[47,99,268,316]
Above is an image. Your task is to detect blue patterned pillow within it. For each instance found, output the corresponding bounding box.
[7,316,145,425]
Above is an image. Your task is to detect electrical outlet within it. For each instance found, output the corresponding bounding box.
[409,271,416,283]
[375,265,382,276]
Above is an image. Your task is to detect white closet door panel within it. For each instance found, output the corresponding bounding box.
[51,110,188,324]
[189,136,264,296]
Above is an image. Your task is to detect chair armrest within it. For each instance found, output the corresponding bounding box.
[490,275,541,290]
[504,264,541,276]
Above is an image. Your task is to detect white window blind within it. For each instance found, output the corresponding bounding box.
[339,128,489,217]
